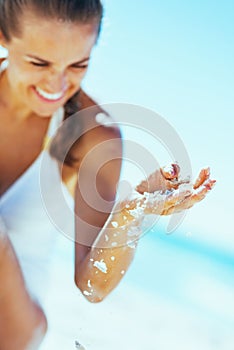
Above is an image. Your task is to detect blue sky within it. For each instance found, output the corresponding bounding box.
[84,0,234,253]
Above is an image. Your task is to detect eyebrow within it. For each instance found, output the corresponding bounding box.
[25,54,90,65]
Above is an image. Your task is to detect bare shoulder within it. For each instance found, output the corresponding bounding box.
[72,89,122,161]
[61,90,122,197]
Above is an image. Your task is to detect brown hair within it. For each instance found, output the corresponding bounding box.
[0,0,103,166]
[0,0,103,41]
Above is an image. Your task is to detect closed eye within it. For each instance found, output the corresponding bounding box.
[30,61,48,67]
[71,64,88,69]
[30,62,88,69]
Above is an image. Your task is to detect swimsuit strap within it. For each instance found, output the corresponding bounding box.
[42,106,64,150]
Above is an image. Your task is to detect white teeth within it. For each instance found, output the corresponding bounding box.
[35,86,64,100]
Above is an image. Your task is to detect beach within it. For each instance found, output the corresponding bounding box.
[39,230,234,350]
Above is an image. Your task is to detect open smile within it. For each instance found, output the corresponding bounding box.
[33,86,67,103]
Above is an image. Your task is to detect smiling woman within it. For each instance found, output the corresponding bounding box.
[0,15,97,117]
[0,1,215,349]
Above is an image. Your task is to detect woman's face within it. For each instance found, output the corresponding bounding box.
[0,12,98,117]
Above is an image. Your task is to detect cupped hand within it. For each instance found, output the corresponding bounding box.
[135,164,216,216]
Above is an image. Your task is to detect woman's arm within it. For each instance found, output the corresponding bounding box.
[74,161,215,303]
[0,222,47,350]
[73,117,124,302]
[73,90,215,303]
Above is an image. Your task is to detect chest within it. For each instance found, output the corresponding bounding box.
[0,114,50,196]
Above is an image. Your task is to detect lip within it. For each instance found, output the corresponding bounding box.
[32,86,66,103]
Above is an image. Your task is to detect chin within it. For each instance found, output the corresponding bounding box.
[34,99,66,116]
[33,106,60,118]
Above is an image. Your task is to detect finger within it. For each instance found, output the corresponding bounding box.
[193,167,210,189]
[160,163,180,180]
[157,185,192,214]
[162,178,216,215]
[143,183,192,215]
[166,187,192,208]
[165,175,191,191]
[161,192,193,215]
[162,164,192,191]
[192,178,216,201]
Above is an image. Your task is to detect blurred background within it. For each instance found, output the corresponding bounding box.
[40,0,234,349]
[1,0,234,349]
[84,0,234,252]
[44,1,233,349]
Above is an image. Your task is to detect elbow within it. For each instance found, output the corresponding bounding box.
[74,275,107,304]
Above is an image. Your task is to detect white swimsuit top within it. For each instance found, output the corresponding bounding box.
[0,59,75,305]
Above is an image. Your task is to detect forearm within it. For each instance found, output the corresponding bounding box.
[75,194,145,302]
[75,162,215,302]
[0,224,47,350]
[75,186,182,301]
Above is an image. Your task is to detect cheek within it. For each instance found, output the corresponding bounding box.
[8,70,32,92]
[65,71,87,93]
[8,64,39,88]
[68,70,87,84]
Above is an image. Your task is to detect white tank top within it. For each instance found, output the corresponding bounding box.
[0,59,75,306]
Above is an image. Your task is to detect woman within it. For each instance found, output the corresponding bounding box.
[0,1,215,349]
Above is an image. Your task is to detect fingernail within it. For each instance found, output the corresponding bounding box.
[163,164,174,175]
[162,163,179,179]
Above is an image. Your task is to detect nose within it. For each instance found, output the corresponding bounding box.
[45,70,68,93]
